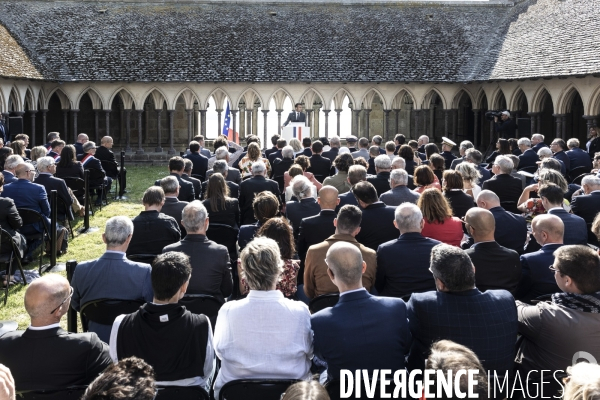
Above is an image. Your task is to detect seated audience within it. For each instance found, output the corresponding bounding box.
[30,145,48,179]
[538,183,587,245]
[351,137,370,160]
[163,201,232,303]
[516,245,600,393]
[425,340,489,399]
[337,164,366,210]
[47,139,65,160]
[204,146,242,185]
[518,168,569,218]
[213,237,312,399]
[562,362,600,400]
[284,155,323,191]
[385,140,397,161]
[34,156,73,223]
[379,168,419,206]
[95,136,126,197]
[55,144,84,180]
[464,148,491,185]
[81,357,156,400]
[376,203,440,298]
[159,175,188,235]
[311,242,411,384]
[73,133,88,158]
[551,138,571,176]
[267,138,286,164]
[0,174,26,281]
[398,144,419,175]
[304,205,376,299]
[485,138,511,164]
[463,208,522,295]
[323,153,353,194]
[182,140,209,180]
[281,381,330,400]
[353,181,397,251]
[182,159,201,200]
[517,137,540,171]
[429,153,446,182]
[322,136,341,163]
[44,131,60,151]
[285,164,317,203]
[442,169,475,219]
[271,145,295,179]
[72,216,153,342]
[286,175,321,239]
[508,154,527,190]
[238,191,279,251]
[455,161,482,198]
[517,214,563,303]
[566,138,593,172]
[2,155,21,184]
[366,155,392,197]
[153,156,194,202]
[202,160,239,199]
[450,140,473,170]
[239,217,300,298]
[266,134,282,158]
[571,175,600,244]
[239,161,280,225]
[418,188,463,247]
[407,244,518,377]
[13,134,30,158]
[202,172,239,229]
[81,141,112,205]
[126,187,181,258]
[307,140,332,181]
[10,140,27,161]
[240,142,272,179]
[413,165,440,193]
[0,274,112,391]
[482,155,522,213]
[110,252,214,390]
[390,157,416,189]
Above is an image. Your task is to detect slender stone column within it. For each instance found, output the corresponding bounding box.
[167,110,176,154]
[216,109,223,137]
[393,109,401,137]
[528,112,539,134]
[276,110,283,136]
[444,109,450,139]
[352,110,360,137]
[200,110,207,137]
[246,109,252,137]
[136,110,144,154]
[383,110,391,141]
[29,110,37,147]
[335,109,342,137]
[155,109,163,152]
[323,110,330,138]
[306,109,313,129]
[105,110,111,137]
[40,109,47,139]
[473,109,480,148]
[71,109,79,143]
[186,109,193,144]
[124,109,132,152]
[262,110,269,148]
[93,110,100,143]
[364,109,371,138]
[63,110,69,139]
[452,109,458,141]
[413,110,421,138]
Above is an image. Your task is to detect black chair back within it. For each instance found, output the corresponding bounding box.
[569,166,592,183]
[80,298,145,330]
[155,386,210,400]
[308,293,340,314]
[518,166,538,174]
[206,223,238,261]
[55,194,74,221]
[63,177,86,204]
[0,228,27,304]
[16,386,87,400]
[219,379,299,400]
[179,294,223,329]
[127,254,157,264]
[573,172,593,186]
[16,208,50,234]
[273,175,285,193]
[86,168,106,187]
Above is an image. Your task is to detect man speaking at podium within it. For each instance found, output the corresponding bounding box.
[282,103,306,129]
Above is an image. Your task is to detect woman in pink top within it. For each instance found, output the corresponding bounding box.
[414,165,441,194]
[418,188,463,247]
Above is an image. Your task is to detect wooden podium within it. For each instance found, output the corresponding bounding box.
[282,122,310,142]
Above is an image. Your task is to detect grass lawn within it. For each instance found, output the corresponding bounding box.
[0,164,170,330]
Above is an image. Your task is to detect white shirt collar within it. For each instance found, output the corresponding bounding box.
[105,250,126,256]
[339,288,367,297]
[28,322,61,331]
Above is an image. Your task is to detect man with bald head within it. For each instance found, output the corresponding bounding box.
[311,242,411,385]
[464,208,522,295]
[0,274,112,391]
[95,135,127,197]
[474,190,528,254]
[517,214,564,303]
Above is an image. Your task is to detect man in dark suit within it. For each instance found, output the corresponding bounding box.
[204,147,242,185]
[566,138,592,172]
[517,137,540,171]
[517,214,563,303]
[366,154,392,197]
[307,140,332,182]
[81,141,112,205]
[0,274,112,391]
[376,203,440,298]
[73,133,88,157]
[154,156,195,202]
[300,137,312,157]
[322,136,340,163]
[285,176,321,240]
[550,138,571,176]
[238,161,280,225]
[482,155,523,213]
[271,146,294,178]
[71,216,154,343]
[311,242,411,385]
[44,132,60,151]
[539,183,587,245]
[159,175,188,235]
[406,244,518,377]
[464,149,491,184]
[34,156,73,222]
[281,103,306,128]
[2,154,21,184]
[183,141,209,181]
[531,133,548,153]
[353,181,397,251]
[264,134,280,160]
[569,175,600,245]
[267,138,287,165]
[201,160,239,199]
[163,201,232,303]
[182,159,202,200]
[95,136,127,197]
[475,190,528,254]
[336,164,366,211]
[463,208,522,295]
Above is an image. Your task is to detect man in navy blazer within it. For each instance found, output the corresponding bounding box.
[566,138,593,172]
[482,155,523,213]
[517,214,563,303]
[183,141,209,180]
[517,137,540,171]
[34,156,73,222]
[2,154,22,184]
[311,241,411,384]
[570,175,600,240]
[376,203,440,298]
[285,176,321,239]
[550,138,571,176]
[406,244,518,377]
[531,134,548,152]
[464,149,491,184]
[154,157,195,202]
[71,216,153,343]
[539,183,587,245]
[352,181,397,251]
[307,141,332,181]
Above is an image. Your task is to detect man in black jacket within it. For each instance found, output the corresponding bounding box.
[183,141,209,181]
[95,136,126,197]
[34,156,73,222]
[366,155,392,197]
[353,181,397,251]
[494,111,516,139]
[322,136,341,162]
[307,140,332,182]
[238,161,280,225]
[81,141,112,205]
[154,157,195,202]
[182,159,202,200]
[482,155,523,213]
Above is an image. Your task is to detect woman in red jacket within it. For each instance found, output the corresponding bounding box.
[418,188,463,247]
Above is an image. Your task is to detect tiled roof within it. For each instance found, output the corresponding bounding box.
[0,0,596,83]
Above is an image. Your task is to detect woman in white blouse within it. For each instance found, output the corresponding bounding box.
[213,237,313,398]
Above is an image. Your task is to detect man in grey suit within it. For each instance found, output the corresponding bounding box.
[160,175,188,235]
[71,216,154,343]
[204,146,242,185]
[380,169,420,206]
[351,137,370,160]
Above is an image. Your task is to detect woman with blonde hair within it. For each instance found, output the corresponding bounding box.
[202,173,239,229]
[30,145,49,179]
[413,165,441,194]
[282,381,330,400]
[238,142,271,178]
[455,162,482,199]
[562,362,600,400]
[289,138,303,155]
[418,188,463,246]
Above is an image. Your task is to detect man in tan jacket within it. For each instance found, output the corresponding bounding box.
[303,205,376,299]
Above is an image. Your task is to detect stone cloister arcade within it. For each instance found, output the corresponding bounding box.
[1,76,599,155]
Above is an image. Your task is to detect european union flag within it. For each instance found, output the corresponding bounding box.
[222,101,231,138]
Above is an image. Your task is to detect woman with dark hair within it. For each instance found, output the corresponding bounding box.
[413,165,441,194]
[55,145,84,179]
[284,155,322,191]
[442,170,475,219]
[423,143,440,165]
[323,153,354,194]
[202,173,239,229]
[486,138,511,164]
[429,153,446,182]
[509,138,521,156]
[237,191,280,251]
[0,173,27,284]
[0,147,13,171]
[399,144,419,175]
[418,188,463,246]
[10,140,28,161]
[238,217,300,298]
[239,142,271,179]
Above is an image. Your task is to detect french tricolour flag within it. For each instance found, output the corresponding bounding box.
[222,102,239,144]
